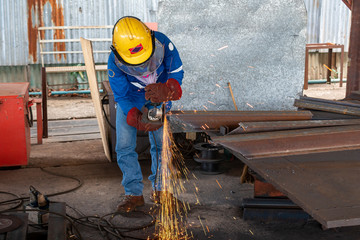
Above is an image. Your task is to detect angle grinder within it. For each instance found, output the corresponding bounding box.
[147,102,166,122]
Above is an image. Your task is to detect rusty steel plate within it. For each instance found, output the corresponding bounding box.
[212,125,360,159]
[229,149,360,229]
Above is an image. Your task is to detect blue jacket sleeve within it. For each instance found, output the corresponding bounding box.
[107,52,137,116]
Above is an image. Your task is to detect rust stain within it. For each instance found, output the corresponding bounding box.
[27,0,66,63]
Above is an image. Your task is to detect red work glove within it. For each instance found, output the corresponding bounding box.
[145,78,182,103]
[126,107,163,131]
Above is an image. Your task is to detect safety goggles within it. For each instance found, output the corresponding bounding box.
[112,39,164,77]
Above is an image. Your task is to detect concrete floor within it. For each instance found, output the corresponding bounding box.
[2,83,360,239]
[2,140,360,240]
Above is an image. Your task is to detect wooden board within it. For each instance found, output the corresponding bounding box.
[30,119,101,144]
[80,38,111,161]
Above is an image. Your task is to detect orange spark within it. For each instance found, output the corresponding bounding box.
[216,179,222,189]
[217,45,228,51]
[246,103,254,108]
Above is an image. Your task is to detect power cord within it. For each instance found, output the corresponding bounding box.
[0,167,157,240]
[101,94,116,130]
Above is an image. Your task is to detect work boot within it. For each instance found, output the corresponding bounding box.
[116,195,145,212]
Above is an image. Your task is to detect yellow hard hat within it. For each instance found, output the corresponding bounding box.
[111,16,154,65]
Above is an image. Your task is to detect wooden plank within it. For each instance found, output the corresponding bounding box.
[47,202,66,240]
[46,119,98,128]
[42,133,101,143]
[45,65,107,73]
[31,123,99,136]
[6,213,28,240]
[46,125,99,136]
[230,149,360,228]
[80,38,111,161]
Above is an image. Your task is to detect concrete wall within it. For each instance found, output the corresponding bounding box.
[158,0,307,111]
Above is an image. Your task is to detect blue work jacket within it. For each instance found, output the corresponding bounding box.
[107,31,184,115]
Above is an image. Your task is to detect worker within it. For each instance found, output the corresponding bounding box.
[107,16,184,212]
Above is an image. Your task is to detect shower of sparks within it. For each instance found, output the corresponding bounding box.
[202,105,208,110]
[210,92,215,95]
[207,101,216,105]
[215,84,221,88]
[217,45,228,51]
[156,117,192,240]
[204,123,209,129]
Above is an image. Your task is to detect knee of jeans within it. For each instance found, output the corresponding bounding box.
[116,138,136,152]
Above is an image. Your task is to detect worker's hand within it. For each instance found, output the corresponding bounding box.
[126,107,163,132]
[145,78,182,103]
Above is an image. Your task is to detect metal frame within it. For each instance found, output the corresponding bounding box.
[37,25,113,67]
[304,43,345,90]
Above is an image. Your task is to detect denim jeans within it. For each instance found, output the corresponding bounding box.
[115,103,164,196]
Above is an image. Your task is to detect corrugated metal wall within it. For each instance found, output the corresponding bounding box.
[304,0,352,51]
[0,0,352,86]
[0,0,29,66]
[0,0,158,66]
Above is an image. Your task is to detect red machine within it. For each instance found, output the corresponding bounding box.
[0,82,31,167]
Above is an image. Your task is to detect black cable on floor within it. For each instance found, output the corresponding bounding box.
[0,167,157,240]
[39,167,83,197]
[0,191,23,210]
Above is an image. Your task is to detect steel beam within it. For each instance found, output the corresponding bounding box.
[229,119,360,134]
[168,111,313,133]
[294,99,360,117]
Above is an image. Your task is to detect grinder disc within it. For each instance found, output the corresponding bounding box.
[0,214,22,233]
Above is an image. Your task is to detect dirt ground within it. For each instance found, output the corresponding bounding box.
[2,82,359,240]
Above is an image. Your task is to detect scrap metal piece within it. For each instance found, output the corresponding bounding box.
[212,124,360,159]
[294,98,360,116]
[168,110,313,133]
[300,96,360,108]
